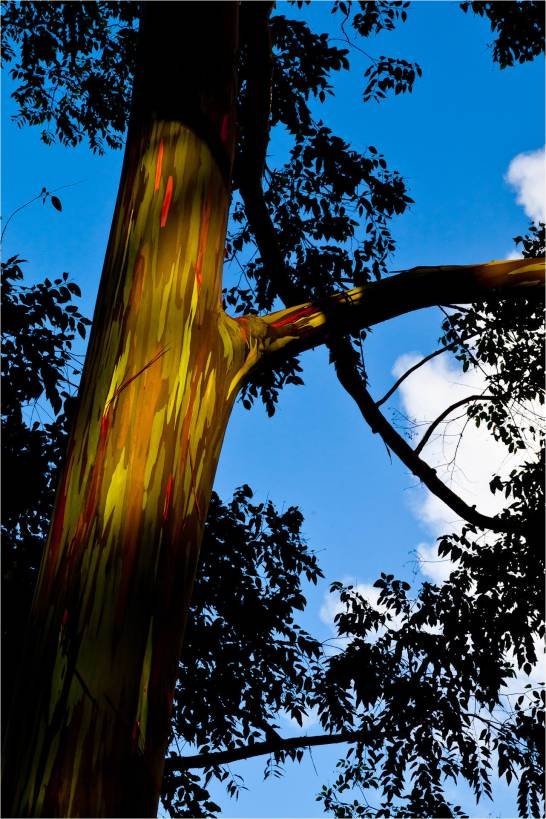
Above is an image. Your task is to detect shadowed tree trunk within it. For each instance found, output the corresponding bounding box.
[2,3,544,818]
[2,4,244,817]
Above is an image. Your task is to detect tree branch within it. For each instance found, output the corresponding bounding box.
[414,394,497,456]
[236,1,308,308]
[329,338,519,535]
[163,727,368,777]
[231,33,544,536]
[376,340,460,407]
[249,258,545,360]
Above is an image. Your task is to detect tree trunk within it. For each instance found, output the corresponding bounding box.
[2,4,243,817]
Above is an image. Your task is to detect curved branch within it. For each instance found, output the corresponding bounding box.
[329,338,519,535]
[231,49,544,534]
[376,340,459,407]
[163,727,368,777]
[414,394,497,456]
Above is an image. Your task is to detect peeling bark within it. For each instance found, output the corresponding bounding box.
[3,5,244,817]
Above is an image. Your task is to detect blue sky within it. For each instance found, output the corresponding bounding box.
[2,2,544,817]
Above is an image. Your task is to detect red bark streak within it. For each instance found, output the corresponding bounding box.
[107,347,169,407]
[163,474,174,520]
[195,198,212,289]
[154,140,164,192]
[270,304,317,328]
[80,406,112,531]
[128,254,146,313]
[160,175,174,227]
[48,475,68,569]
[237,318,249,345]
[100,411,111,439]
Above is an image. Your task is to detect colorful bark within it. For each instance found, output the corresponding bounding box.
[258,257,545,359]
[3,4,244,817]
[3,116,249,818]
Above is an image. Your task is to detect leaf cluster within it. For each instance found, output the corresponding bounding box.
[164,486,324,815]
[1,255,90,717]
[1,1,139,152]
[460,1,545,68]
[315,472,544,817]
[440,224,545,455]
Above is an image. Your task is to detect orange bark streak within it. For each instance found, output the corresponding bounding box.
[154,140,164,192]
[160,175,173,227]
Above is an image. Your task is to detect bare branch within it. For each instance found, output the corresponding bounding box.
[414,394,497,456]
[376,341,459,407]
[163,727,369,777]
[329,338,519,535]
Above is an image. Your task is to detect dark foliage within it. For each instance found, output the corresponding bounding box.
[439,224,545,455]
[1,254,91,718]
[312,225,545,818]
[460,1,545,68]
[1,1,139,152]
[164,486,323,815]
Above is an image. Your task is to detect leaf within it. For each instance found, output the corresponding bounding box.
[68,282,81,297]
[50,195,62,212]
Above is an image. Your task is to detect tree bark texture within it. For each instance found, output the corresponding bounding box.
[2,4,243,817]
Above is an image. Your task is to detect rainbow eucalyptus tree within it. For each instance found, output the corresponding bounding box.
[2,2,544,818]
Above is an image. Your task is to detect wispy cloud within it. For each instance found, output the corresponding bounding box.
[505,146,545,223]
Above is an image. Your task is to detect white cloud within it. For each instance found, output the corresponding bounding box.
[416,542,453,584]
[392,352,527,583]
[505,249,523,261]
[505,146,546,223]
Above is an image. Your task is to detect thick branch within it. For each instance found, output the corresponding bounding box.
[238,2,274,185]
[233,259,543,533]
[414,394,497,456]
[236,2,307,308]
[163,728,367,776]
[254,258,545,360]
